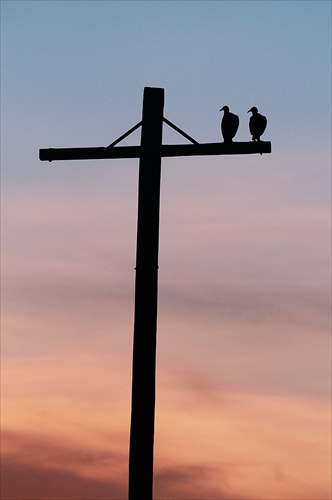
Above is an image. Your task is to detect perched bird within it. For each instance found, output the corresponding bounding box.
[220,106,239,142]
[247,107,267,141]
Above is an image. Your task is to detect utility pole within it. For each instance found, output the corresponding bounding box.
[39,87,271,499]
[129,87,164,499]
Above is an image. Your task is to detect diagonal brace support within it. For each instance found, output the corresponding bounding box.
[163,117,199,145]
[107,121,142,148]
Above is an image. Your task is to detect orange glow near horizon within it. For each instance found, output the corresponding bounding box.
[2,392,331,499]
[2,339,331,499]
[2,180,331,498]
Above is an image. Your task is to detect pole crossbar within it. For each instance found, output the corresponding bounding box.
[39,141,271,162]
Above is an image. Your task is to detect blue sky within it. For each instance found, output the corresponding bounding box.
[2,1,330,211]
[2,1,331,153]
[1,2,331,499]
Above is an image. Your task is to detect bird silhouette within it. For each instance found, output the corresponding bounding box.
[220,106,239,142]
[247,107,267,141]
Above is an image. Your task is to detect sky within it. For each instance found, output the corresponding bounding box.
[1,1,331,499]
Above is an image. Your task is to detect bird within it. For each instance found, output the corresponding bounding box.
[220,106,239,142]
[247,107,267,141]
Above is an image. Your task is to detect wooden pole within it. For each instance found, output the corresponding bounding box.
[128,87,164,499]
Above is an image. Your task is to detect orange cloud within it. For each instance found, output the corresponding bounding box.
[2,386,330,499]
[154,381,331,499]
[1,430,127,500]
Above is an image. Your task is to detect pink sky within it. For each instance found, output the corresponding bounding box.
[2,160,330,498]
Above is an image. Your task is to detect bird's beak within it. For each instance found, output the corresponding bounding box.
[247,109,250,113]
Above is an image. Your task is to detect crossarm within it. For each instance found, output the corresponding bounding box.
[39,141,271,162]
[162,141,271,157]
[39,146,141,161]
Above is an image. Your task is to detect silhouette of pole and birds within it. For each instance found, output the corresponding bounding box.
[220,105,267,142]
[39,88,271,500]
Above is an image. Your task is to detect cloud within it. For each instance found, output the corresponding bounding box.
[0,431,244,499]
[159,280,330,330]
[154,383,331,499]
[2,390,331,500]
[1,431,245,500]
[1,457,125,500]
[154,463,241,499]
[1,430,127,500]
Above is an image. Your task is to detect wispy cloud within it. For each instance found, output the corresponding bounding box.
[2,443,126,500]
[154,383,331,499]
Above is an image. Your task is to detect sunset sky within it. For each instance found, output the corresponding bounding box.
[1,1,331,499]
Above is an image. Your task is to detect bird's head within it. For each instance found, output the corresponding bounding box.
[220,105,229,113]
[247,106,258,114]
